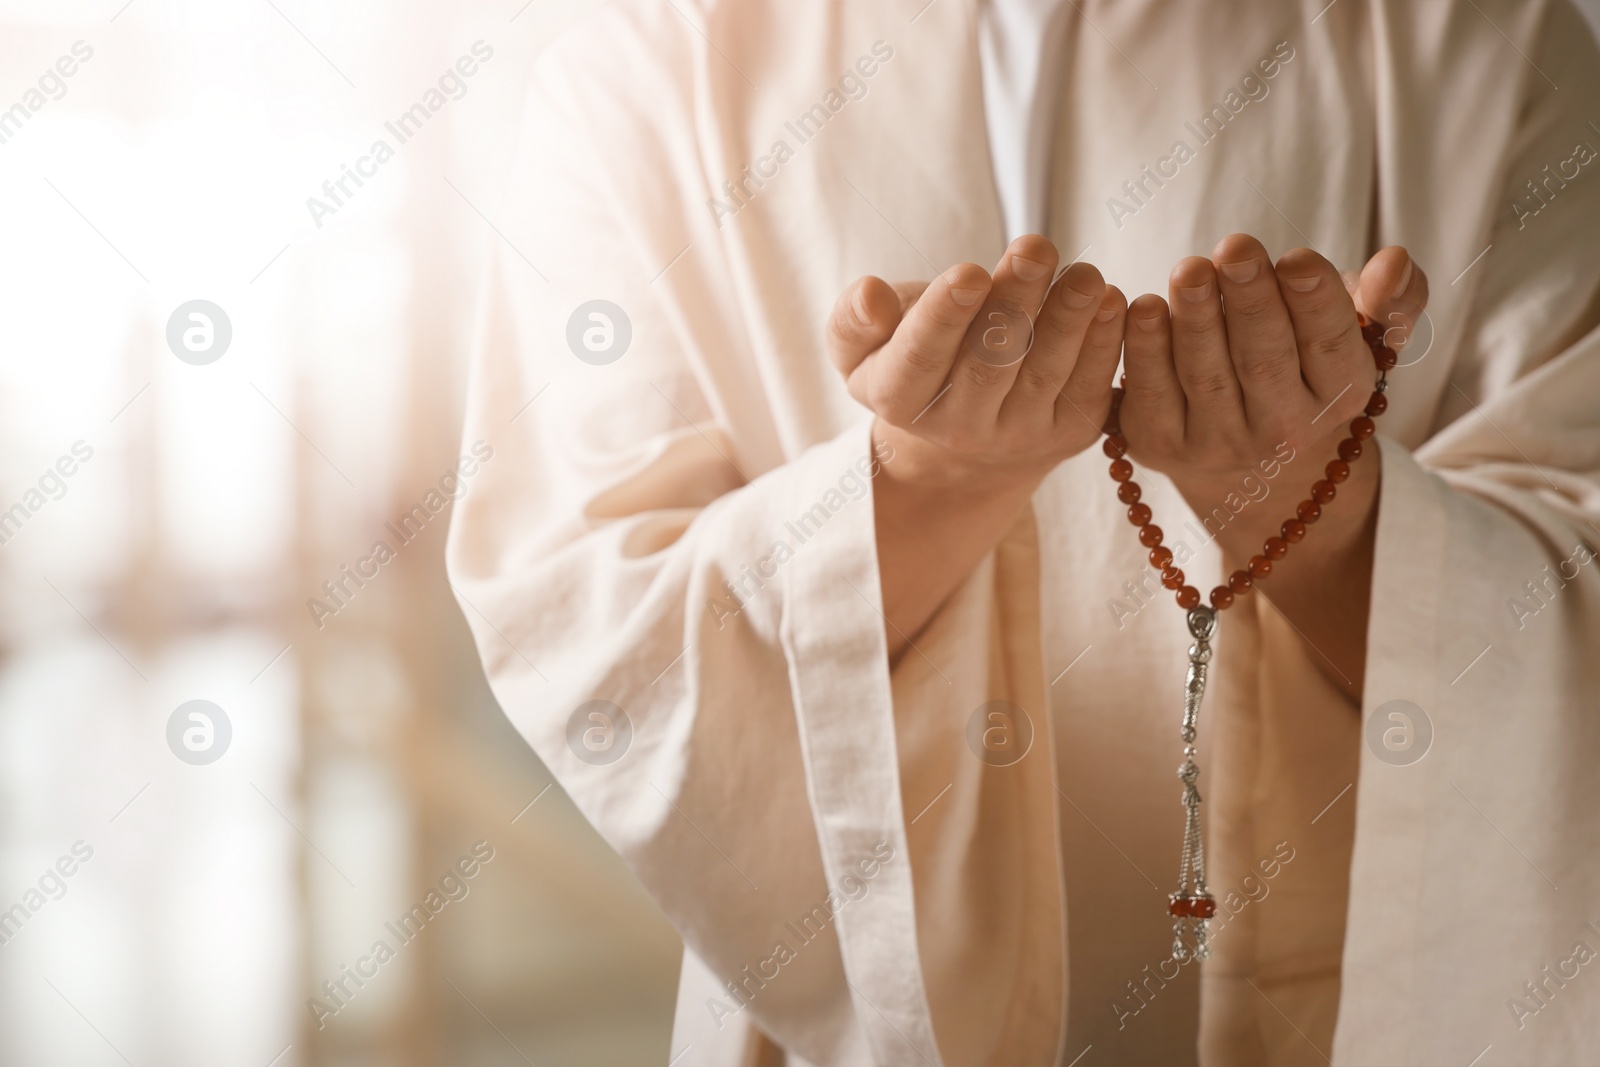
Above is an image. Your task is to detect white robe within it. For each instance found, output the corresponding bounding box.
[445,2,1600,1064]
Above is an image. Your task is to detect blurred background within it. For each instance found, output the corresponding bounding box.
[2,2,1599,1066]
[0,1,680,1065]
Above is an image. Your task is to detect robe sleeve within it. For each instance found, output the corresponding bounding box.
[444,42,949,1067]
[1334,3,1600,1062]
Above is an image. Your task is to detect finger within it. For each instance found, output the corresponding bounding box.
[1355,245,1429,350]
[942,234,1059,423]
[1275,247,1372,414]
[827,275,902,378]
[1168,257,1246,438]
[890,280,931,316]
[866,262,991,424]
[1211,233,1305,425]
[1120,293,1184,453]
[1055,284,1127,435]
[1001,260,1105,420]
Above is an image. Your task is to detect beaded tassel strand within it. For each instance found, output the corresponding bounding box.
[1102,316,1395,960]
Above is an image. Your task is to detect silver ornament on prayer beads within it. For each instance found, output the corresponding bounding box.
[1186,605,1217,642]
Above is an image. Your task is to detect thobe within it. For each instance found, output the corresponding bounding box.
[445,1,1600,1064]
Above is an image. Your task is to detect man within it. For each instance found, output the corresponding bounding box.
[448,2,1600,1063]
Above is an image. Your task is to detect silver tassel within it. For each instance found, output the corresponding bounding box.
[1170,605,1217,962]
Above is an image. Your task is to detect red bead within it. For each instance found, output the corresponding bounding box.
[1263,536,1288,560]
[1375,345,1398,370]
[1248,555,1272,579]
[1103,435,1128,459]
[1325,459,1350,484]
[1365,391,1388,417]
[1161,566,1185,590]
[1176,586,1201,610]
[1169,894,1219,918]
[1297,499,1322,523]
[1338,438,1363,462]
[1149,546,1173,569]
[1139,524,1164,549]
[1110,459,1133,482]
[1228,569,1253,594]
[1350,416,1376,440]
[1210,586,1235,610]
[1361,320,1386,346]
[1128,502,1153,526]
[1311,480,1337,504]
[1117,481,1142,505]
[1281,519,1307,543]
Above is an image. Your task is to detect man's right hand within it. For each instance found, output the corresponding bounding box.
[827,234,1127,496]
[823,235,1126,659]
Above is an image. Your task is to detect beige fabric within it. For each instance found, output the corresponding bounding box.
[446,1,1600,1064]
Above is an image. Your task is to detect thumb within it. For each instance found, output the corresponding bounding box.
[827,275,904,377]
[1353,246,1429,350]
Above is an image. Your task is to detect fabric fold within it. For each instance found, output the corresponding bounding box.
[779,418,943,1067]
[448,2,1600,1065]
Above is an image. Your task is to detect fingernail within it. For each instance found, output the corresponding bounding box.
[951,286,985,306]
[1136,314,1162,332]
[1283,274,1320,292]
[1179,283,1211,303]
[1095,304,1118,322]
[1218,259,1260,284]
[1064,286,1095,309]
[1011,254,1050,282]
[1391,258,1414,299]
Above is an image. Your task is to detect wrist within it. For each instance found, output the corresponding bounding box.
[1173,435,1381,567]
[872,419,1050,500]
